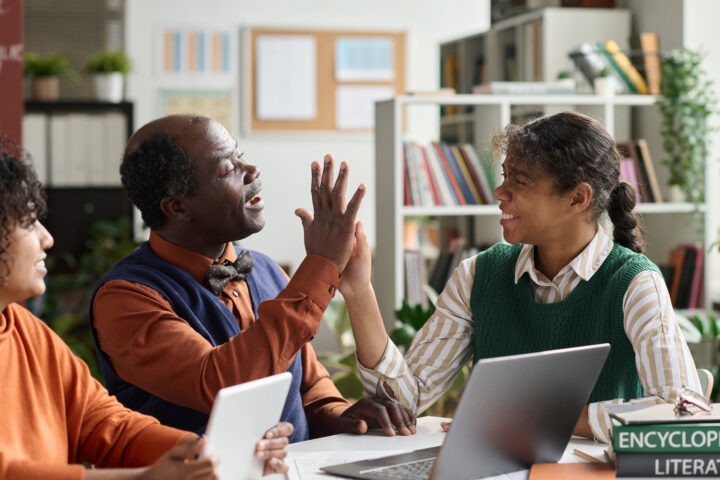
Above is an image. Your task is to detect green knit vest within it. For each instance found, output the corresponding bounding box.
[470,242,659,402]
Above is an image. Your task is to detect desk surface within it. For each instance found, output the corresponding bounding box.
[274,416,606,480]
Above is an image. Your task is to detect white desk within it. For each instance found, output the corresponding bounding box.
[271,416,607,480]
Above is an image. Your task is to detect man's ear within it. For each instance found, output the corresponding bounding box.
[569,182,593,212]
[160,196,191,222]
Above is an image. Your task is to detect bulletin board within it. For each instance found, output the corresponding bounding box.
[247,28,405,132]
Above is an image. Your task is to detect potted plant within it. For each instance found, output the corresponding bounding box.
[23,52,71,100]
[555,69,576,93]
[657,47,717,205]
[593,66,615,97]
[83,50,131,103]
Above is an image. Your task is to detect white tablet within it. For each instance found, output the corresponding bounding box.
[204,372,293,480]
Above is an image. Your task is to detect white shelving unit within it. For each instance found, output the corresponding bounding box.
[440,7,632,93]
[373,94,709,330]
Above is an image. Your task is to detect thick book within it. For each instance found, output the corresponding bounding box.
[630,32,662,95]
[619,155,641,203]
[676,244,698,309]
[668,244,688,306]
[616,452,720,477]
[635,138,664,203]
[617,141,651,202]
[608,403,720,425]
[613,420,720,453]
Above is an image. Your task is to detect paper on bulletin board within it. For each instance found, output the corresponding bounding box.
[335,37,394,82]
[335,85,395,129]
[256,35,316,120]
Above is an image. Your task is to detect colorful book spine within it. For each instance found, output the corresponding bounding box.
[432,143,465,205]
[616,452,720,477]
[424,144,456,206]
[603,39,649,94]
[613,422,720,453]
[451,145,483,204]
[441,143,475,204]
[461,143,497,204]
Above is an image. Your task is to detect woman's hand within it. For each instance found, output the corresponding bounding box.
[259,422,294,476]
[339,221,372,297]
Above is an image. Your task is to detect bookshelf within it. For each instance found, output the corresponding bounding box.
[23,100,134,258]
[373,94,709,331]
[440,7,632,91]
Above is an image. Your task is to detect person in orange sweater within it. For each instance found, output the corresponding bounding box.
[0,141,292,480]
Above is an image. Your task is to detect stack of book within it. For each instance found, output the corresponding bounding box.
[610,403,720,478]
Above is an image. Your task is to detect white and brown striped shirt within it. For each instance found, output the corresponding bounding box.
[358,227,699,443]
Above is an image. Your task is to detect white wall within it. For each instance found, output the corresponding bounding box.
[125,0,490,272]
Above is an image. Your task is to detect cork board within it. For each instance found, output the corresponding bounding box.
[248,28,405,131]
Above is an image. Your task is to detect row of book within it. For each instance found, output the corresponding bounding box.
[617,138,663,203]
[610,402,720,477]
[403,141,497,207]
[664,243,705,309]
[569,34,660,95]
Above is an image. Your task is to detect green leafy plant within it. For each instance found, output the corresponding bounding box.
[23,52,71,78]
[597,66,611,78]
[84,50,131,74]
[41,218,138,381]
[657,48,718,207]
[556,70,573,80]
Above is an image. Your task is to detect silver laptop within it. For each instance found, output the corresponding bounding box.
[204,372,292,480]
[321,343,610,480]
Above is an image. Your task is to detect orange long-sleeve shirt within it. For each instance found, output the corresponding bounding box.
[93,231,350,437]
[0,303,187,480]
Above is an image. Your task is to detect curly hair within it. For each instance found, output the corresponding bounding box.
[0,140,47,283]
[119,132,196,229]
[491,111,644,253]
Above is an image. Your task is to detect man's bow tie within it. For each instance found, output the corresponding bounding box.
[205,251,253,296]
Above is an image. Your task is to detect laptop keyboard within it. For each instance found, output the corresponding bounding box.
[360,457,435,480]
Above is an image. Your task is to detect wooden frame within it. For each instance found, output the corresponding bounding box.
[246,28,405,132]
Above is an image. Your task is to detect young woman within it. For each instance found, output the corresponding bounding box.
[0,143,292,479]
[340,111,700,443]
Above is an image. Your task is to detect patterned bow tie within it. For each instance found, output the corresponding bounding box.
[205,251,253,296]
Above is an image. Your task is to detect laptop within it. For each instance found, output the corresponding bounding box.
[321,343,611,480]
[204,372,292,480]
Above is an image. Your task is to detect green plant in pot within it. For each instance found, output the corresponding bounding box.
[23,52,71,100]
[84,50,132,103]
[657,47,718,207]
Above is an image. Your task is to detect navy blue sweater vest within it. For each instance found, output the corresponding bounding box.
[90,242,309,442]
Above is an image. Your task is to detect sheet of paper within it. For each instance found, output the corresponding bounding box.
[286,450,528,480]
[335,85,395,129]
[287,450,406,480]
[335,37,394,81]
[256,35,316,120]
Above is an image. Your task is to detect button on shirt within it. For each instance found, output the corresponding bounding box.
[357,228,699,443]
